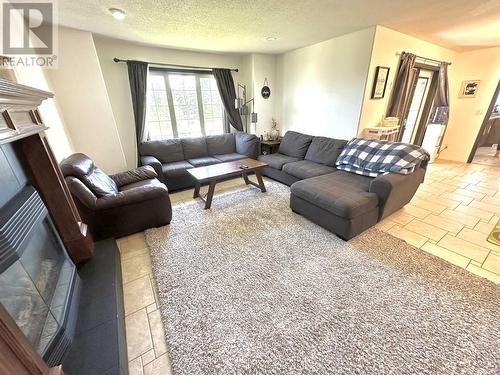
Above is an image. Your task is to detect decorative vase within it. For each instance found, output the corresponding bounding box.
[270,117,279,140]
[270,129,279,141]
[263,131,270,141]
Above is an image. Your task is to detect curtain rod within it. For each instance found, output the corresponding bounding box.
[396,52,452,66]
[112,58,239,72]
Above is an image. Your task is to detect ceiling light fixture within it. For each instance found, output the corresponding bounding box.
[109,8,126,20]
[265,36,278,42]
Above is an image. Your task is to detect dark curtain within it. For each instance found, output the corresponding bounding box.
[212,68,243,132]
[387,53,417,131]
[127,60,149,161]
[430,62,450,124]
[434,63,449,107]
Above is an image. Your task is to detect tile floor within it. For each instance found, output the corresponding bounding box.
[376,159,500,283]
[116,160,499,375]
[471,146,500,168]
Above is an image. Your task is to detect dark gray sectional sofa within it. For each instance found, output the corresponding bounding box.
[258,131,426,240]
[139,132,260,190]
[140,129,425,240]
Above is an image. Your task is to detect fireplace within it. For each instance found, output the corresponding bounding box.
[0,78,94,373]
[0,185,80,366]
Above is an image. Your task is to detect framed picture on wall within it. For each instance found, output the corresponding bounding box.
[371,66,390,99]
[458,80,480,98]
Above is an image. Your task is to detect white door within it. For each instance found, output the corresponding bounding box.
[402,70,434,144]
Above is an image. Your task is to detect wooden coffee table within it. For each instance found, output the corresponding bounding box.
[187,158,268,209]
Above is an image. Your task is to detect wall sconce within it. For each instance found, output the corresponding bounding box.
[235,84,258,133]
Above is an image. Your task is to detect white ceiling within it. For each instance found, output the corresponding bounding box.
[57,0,500,54]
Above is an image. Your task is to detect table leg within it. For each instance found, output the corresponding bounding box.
[193,182,201,198]
[242,172,250,185]
[204,180,217,209]
[255,170,266,193]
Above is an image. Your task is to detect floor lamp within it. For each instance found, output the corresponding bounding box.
[235,84,258,133]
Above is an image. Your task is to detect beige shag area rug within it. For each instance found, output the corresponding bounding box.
[145,182,500,375]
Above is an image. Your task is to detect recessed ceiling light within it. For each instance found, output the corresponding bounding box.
[109,8,126,20]
[265,36,278,42]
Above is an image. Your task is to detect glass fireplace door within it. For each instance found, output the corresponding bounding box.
[0,217,75,355]
[0,186,79,365]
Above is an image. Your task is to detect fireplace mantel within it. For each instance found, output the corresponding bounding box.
[0,79,51,144]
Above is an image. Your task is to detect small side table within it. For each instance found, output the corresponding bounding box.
[363,126,400,142]
[261,138,282,155]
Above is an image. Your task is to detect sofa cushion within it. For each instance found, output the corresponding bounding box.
[305,137,348,166]
[161,161,194,178]
[139,139,184,163]
[118,178,165,192]
[206,134,236,155]
[235,132,260,158]
[187,156,220,167]
[290,171,378,219]
[258,153,300,170]
[278,131,313,158]
[60,153,118,197]
[111,166,157,189]
[214,153,247,162]
[283,160,336,180]
[83,168,118,197]
[181,137,208,159]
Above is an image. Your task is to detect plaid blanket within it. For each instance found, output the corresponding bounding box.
[336,138,430,177]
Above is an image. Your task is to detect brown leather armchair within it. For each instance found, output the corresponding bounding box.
[60,153,172,240]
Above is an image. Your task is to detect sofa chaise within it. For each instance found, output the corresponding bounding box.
[139,132,260,191]
[258,131,426,240]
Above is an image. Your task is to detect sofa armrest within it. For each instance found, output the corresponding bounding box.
[235,132,260,159]
[140,155,163,176]
[111,166,158,187]
[369,168,426,219]
[95,183,169,211]
[65,176,98,208]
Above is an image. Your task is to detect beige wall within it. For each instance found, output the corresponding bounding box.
[440,47,500,162]
[275,27,375,140]
[14,66,74,161]
[358,26,457,133]
[47,27,127,173]
[235,54,277,136]
[93,35,244,169]
[247,54,277,135]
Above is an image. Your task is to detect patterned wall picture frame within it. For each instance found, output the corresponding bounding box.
[371,66,390,99]
[458,80,480,98]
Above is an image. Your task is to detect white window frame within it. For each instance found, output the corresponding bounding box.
[147,69,224,139]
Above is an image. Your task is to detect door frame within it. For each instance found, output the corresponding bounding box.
[397,62,440,145]
[413,68,440,145]
[467,80,500,163]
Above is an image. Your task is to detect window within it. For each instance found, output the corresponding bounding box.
[146,70,225,140]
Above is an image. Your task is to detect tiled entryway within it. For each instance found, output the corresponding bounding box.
[117,161,499,374]
[377,160,499,283]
